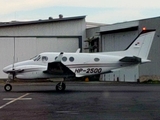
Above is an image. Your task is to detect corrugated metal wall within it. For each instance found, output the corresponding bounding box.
[0,20,85,36]
[101,30,139,82]
[102,31,138,52]
[0,37,79,78]
[0,18,85,78]
[138,17,160,78]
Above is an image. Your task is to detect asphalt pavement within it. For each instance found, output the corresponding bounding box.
[0,82,160,120]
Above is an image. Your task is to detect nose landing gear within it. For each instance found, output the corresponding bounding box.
[4,84,12,92]
[4,74,14,92]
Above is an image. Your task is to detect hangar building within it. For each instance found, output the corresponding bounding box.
[0,16,86,78]
[1,15,160,82]
[87,16,160,82]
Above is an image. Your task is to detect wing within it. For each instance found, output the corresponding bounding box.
[43,61,75,77]
[119,56,141,63]
[43,52,75,77]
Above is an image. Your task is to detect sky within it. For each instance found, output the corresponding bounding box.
[0,0,160,24]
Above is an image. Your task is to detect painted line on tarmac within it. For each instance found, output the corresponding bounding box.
[3,98,32,101]
[0,93,30,109]
[55,111,79,115]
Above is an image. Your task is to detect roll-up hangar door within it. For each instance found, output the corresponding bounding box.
[0,37,79,78]
[101,30,139,82]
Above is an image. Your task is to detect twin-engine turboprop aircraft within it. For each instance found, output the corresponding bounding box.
[3,29,156,92]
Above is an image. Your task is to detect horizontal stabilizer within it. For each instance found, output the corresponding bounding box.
[119,56,141,63]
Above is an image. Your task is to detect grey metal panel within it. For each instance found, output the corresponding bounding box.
[100,21,139,32]
[0,20,85,36]
[86,27,100,38]
[138,17,160,77]
[0,37,79,78]
[119,66,139,82]
[103,66,139,82]
[0,19,86,52]
[15,38,37,62]
[0,38,14,78]
[36,38,79,52]
[0,16,85,78]
[15,37,79,62]
[101,30,139,82]
[56,38,79,52]
[102,31,138,52]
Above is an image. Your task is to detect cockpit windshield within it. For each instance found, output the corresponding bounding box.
[31,55,48,62]
[31,55,41,61]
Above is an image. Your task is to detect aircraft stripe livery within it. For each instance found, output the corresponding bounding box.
[3,29,156,91]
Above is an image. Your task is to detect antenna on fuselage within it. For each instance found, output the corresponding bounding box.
[55,52,63,62]
[76,48,80,53]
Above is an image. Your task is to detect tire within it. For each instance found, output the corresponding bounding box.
[4,84,12,92]
[56,82,66,91]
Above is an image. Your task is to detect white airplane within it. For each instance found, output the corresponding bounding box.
[3,29,156,92]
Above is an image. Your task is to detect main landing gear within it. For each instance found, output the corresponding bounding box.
[56,82,66,92]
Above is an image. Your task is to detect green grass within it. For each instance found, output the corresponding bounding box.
[141,79,160,84]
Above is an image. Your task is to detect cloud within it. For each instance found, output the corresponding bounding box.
[0,0,160,23]
[86,7,160,24]
[0,0,53,14]
[1,0,160,15]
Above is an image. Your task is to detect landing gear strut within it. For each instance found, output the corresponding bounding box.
[4,74,14,92]
[56,82,66,91]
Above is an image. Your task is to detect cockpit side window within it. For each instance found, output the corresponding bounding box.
[33,55,41,61]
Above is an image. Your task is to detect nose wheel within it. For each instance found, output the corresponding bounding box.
[4,84,12,92]
[56,82,66,91]
[4,74,14,92]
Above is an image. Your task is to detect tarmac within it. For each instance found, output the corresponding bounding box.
[0,81,160,120]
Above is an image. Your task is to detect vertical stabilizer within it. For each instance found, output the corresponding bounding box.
[125,30,155,59]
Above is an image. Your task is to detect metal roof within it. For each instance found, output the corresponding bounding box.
[0,16,86,27]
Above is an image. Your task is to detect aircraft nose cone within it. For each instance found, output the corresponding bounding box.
[3,65,12,73]
[3,66,8,73]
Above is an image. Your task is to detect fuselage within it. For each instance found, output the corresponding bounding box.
[3,52,132,79]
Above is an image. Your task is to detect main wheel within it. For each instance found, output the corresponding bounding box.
[56,82,66,91]
[4,84,12,92]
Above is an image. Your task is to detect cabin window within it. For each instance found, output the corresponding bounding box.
[69,57,74,62]
[94,58,100,62]
[62,56,67,62]
[42,56,48,61]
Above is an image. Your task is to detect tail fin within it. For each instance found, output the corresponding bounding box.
[101,29,156,60]
[124,29,156,59]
